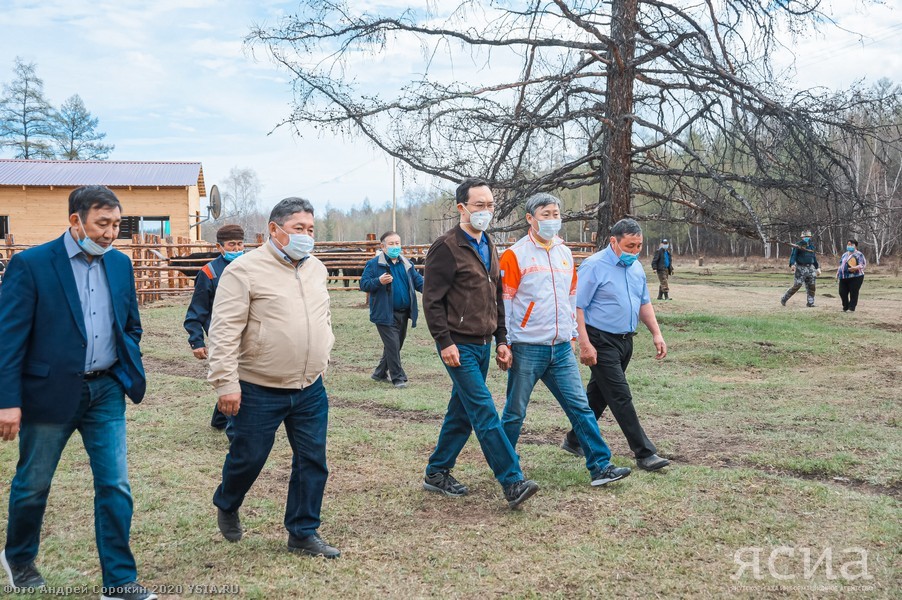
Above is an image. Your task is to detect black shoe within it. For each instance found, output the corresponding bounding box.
[657,293,663,300]
[393,381,408,389]
[371,373,390,383]
[1,549,45,591]
[288,533,340,559]
[101,581,158,600]
[560,436,585,457]
[503,479,539,509]
[636,454,670,471]
[591,464,632,486]
[664,293,670,300]
[806,303,816,308]
[780,297,787,306]
[423,470,469,497]
[217,508,242,542]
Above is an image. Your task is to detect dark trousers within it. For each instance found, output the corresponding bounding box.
[838,276,864,311]
[566,326,657,459]
[373,309,410,384]
[213,378,329,538]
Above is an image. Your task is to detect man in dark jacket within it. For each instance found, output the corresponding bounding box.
[650,238,674,300]
[781,229,821,308]
[184,224,244,429]
[421,178,539,510]
[0,186,154,599]
[359,231,424,388]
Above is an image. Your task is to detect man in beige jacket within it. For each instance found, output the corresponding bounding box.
[207,197,339,558]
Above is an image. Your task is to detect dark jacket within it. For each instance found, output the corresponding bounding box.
[184,254,230,349]
[789,241,819,268]
[423,226,507,350]
[651,248,673,274]
[0,234,145,423]
[359,252,424,327]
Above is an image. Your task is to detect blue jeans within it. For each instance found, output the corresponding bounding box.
[503,343,612,476]
[5,375,137,588]
[426,343,523,487]
[213,378,329,538]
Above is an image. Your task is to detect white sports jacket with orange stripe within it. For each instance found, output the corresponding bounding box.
[499,230,578,345]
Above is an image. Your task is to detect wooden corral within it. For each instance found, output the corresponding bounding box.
[0,234,595,304]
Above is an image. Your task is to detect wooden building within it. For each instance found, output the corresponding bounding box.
[0,159,206,245]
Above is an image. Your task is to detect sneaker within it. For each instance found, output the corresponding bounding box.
[1,549,45,591]
[423,470,469,497]
[101,581,158,600]
[217,508,242,542]
[591,464,632,486]
[503,479,539,509]
[560,436,585,458]
[288,533,340,559]
[371,373,390,383]
[636,454,670,471]
[393,381,408,389]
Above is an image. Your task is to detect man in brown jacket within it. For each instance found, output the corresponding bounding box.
[207,197,340,558]
[422,178,539,509]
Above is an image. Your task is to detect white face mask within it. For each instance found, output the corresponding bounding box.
[463,206,493,232]
[276,225,314,260]
[77,215,112,256]
[535,218,561,240]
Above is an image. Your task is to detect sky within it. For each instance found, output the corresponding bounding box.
[1,0,900,215]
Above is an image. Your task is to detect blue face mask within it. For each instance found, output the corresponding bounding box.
[536,218,562,240]
[77,215,112,256]
[276,225,314,260]
[802,237,811,243]
[846,245,855,253]
[385,246,402,259]
[619,252,639,267]
[223,250,243,262]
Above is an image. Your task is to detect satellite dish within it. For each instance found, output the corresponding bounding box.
[209,185,222,220]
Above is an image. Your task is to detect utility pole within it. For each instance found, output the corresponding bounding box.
[392,156,397,231]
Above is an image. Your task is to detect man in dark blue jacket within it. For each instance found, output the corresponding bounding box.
[183,224,244,430]
[359,231,424,388]
[0,186,155,599]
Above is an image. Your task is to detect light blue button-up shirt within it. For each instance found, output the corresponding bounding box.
[576,245,650,334]
[64,231,117,372]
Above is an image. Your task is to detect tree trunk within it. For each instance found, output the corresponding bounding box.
[596,0,638,248]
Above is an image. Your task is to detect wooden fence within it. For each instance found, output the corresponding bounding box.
[1,233,595,305]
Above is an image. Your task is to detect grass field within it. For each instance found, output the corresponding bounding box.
[1,260,899,598]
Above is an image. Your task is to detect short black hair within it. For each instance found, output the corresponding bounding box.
[455,178,489,206]
[610,218,643,240]
[269,197,314,225]
[380,231,400,243]
[68,185,121,220]
[847,239,858,247]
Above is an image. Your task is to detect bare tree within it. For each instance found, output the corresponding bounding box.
[0,57,55,159]
[219,166,267,237]
[247,0,899,250]
[52,94,114,160]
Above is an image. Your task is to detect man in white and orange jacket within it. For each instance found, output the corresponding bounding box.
[498,193,631,487]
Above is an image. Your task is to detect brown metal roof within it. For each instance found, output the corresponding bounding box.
[0,160,206,197]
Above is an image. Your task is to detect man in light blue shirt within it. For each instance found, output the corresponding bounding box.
[562,218,671,471]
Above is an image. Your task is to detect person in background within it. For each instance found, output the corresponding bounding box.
[421,178,539,509]
[499,193,631,487]
[562,218,671,472]
[836,239,866,312]
[650,238,674,300]
[781,229,821,308]
[184,224,245,431]
[208,197,340,558]
[359,231,424,388]
[0,186,155,600]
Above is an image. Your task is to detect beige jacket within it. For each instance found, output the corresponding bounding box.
[207,242,334,396]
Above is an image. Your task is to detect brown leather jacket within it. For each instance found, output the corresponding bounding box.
[423,225,507,350]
